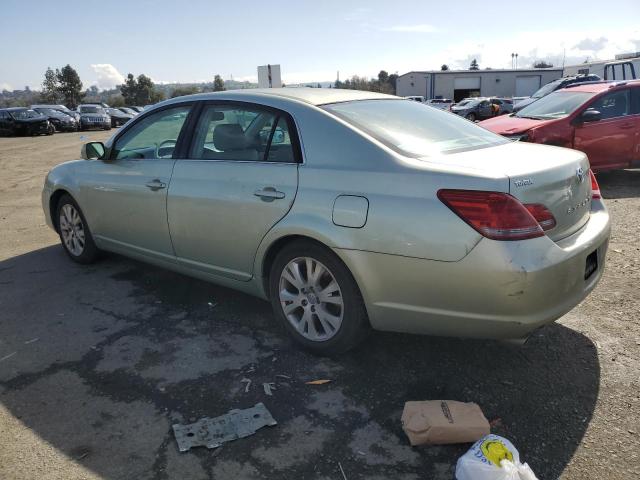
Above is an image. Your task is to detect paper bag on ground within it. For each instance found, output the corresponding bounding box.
[401,400,490,445]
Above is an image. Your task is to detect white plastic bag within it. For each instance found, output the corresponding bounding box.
[455,434,539,480]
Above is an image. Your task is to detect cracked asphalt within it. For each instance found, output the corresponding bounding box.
[1,131,639,479]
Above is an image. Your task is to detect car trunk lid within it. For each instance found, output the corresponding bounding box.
[420,142,592,241]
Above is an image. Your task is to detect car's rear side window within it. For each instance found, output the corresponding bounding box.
[630,88,640,115]
[188,104,296,163]
[323,99,507,157]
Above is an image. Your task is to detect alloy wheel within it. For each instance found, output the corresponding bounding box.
[278,257,344,341]
[59,204,85,256]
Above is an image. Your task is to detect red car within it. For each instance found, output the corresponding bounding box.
[480,81,640,172]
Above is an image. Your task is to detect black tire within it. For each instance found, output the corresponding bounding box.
[56,194,100,264]
[269,240,369,356]
[466,112,477,121]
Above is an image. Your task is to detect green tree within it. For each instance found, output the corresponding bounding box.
[213,75,225,91]
[441,64,449,71]
[135,74,156,104]
[56,64,84,108]
[171,86,200,98]
[120,74,138,105]
[377,70,389,84]
[533,60,554,68]
[469,59,479,70]
[40,67,60,103]
[388,73,398,94]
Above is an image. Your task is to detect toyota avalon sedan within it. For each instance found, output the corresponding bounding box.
[42,89,610,355]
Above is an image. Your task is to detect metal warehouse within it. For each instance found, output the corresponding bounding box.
[396,68,563,102]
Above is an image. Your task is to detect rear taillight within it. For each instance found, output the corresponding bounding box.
[437,190,548,241]
[589,170,601,199]
[524,204,556,231]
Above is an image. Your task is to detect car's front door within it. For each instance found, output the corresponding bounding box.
[574,88,635,170]
[81,104,193,261]
[167,102,299,281]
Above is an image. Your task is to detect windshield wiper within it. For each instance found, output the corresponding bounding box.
[515,115,547,120]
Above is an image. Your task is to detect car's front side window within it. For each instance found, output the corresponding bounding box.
[189,104,296,163]
[589,89,630,120]
[112,105,192,160]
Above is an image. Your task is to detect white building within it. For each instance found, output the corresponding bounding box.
[396,68,563,102]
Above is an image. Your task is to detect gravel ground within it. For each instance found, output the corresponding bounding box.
[0,132,638,480]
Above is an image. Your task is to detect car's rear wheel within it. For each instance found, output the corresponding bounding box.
[466,112,477,121]
[56,194,99,264]
[269,240,369,355]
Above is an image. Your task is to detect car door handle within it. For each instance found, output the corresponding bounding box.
[254,187,285,201]
[145,179,167,191]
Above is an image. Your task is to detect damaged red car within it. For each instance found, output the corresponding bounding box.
[480,81,640,172]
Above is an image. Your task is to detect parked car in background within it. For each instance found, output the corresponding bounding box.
[31,104,81,123]
[42,88,609,355]
[0,107,53,136]
[513,74,602,112]
[105,107,133,127]
[404,95,425,103]
[32,107,78,132]
[118,107,139,116]
[490,98,514,115]
[129,106,145,113]
[77,105,111,131]
[426,98,453,110]
[480,80,640,171]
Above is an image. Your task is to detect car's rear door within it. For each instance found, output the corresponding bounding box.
[167,101,299,281]
[574,88,635,170]
[81,103,194,261]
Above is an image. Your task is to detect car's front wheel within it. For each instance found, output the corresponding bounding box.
[269,240,369,355]
[56,194,99,264]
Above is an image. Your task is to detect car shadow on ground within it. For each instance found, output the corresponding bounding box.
[0,246,600,480]
[597,168,640,199]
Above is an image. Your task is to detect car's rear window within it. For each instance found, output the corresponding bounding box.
[323,99,507,157]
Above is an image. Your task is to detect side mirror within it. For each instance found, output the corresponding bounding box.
[579,109,602,123]
[81,141,105,160]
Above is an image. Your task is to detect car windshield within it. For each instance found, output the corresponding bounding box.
[455,99,477,107]
[323,99,508,157]
[515,91,596,119]
[39,108,61,115]
[531,80,563,99]
[80,106,103,113]
[11,109,42,119]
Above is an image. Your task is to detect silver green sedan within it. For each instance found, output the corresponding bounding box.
[42,88,610,355]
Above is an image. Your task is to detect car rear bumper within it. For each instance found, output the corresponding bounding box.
[335,201,610,340]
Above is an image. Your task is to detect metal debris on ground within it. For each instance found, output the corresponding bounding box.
[306,379,331,385]
[0,352,16,362]
[172,403,277,452]
[241,378,252,393]
[263,382,276,396]
[24,338,39,344]
[338,461,348,480]
[275,374,291,380]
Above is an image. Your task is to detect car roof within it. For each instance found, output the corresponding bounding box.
[4,107,27,111]
[560,80,640,93]
[160,87,397,107]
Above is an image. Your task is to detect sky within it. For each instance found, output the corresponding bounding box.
[1,0,639,91]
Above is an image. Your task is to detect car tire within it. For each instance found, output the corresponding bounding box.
[56,194,100,264]
[269,240,369,356]
[465,113,477,121]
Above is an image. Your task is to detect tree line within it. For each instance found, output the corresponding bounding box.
[334,70,399,94]
[0,65,228,108]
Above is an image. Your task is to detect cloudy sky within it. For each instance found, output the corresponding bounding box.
[0,0,639,91]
